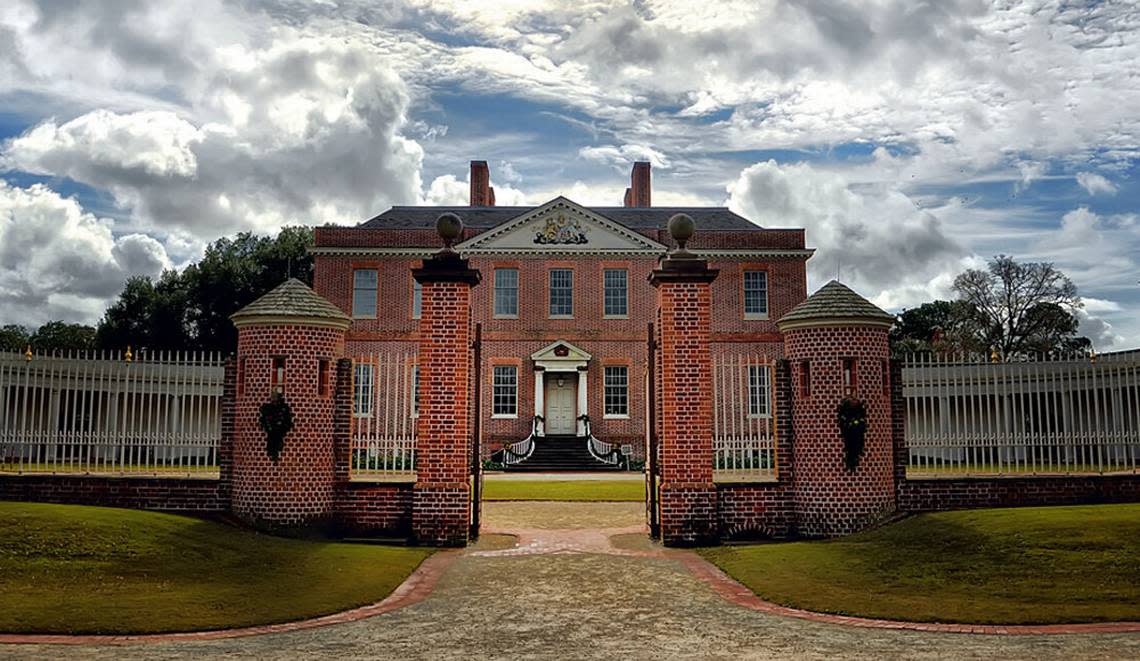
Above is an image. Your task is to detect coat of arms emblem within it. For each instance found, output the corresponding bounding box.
[534,213,589,245]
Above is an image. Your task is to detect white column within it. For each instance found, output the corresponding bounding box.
[577,367,589,436]
[533,368,545,436]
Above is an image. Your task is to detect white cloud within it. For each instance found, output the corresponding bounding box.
[1075,171,1118,196]
[578,144,670,170]
[0,180,170,325]
[726,159,965,309]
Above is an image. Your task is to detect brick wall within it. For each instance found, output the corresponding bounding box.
[784,324,895,537]
[0,475,228,511]
[335,482,414,536]
[231,324,344,529]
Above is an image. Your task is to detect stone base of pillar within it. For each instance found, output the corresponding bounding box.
[659,482,718,546]
[412,482,470,546]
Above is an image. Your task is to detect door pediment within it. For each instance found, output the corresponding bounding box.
[531,340,591,371]
[455,197,666,255]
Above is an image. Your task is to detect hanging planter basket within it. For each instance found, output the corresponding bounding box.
[259,391,294,463]
[836,396,868,472]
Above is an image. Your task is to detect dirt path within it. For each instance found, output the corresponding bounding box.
[4,502,1139,660]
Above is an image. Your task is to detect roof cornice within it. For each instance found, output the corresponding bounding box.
[309,247,815,259]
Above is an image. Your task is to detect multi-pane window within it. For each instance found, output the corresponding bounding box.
[353,269,378,317]
[748,365,771,418]
[743,270,769,318]
[492,365,518,416]
[354,363,374,417]
[604,365,629,417]
[494,268,519,317]
[549,269,573,317]
[603,269,628,317]
[412,279,422,319]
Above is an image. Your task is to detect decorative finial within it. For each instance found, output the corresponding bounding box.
[436,212,463,253]
[24,345,32,361]
[125,345,133,363]
[667,213,695,255]
[1089,350,1097,364]
[990,350,999,364]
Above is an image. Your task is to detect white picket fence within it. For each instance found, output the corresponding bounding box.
[350,351,418,480]
[712,354,777,481]
[0,350,224,477]
[902,351,1140,476]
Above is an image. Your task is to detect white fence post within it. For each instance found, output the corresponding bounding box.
[902,351,1140,477]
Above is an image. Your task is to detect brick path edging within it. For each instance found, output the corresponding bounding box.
[0,550,461,646]
[675,551,1140,636]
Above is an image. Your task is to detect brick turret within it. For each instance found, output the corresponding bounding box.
[229,278,349,530]
[778,280,896,536]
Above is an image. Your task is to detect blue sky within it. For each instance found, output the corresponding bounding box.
[0,0,1137,347]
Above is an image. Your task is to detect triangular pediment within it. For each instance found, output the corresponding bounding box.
[455,197,666,255]
[530,340,592,363]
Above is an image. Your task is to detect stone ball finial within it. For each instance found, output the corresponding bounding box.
[436,212,463,250]
[667,213,695,252]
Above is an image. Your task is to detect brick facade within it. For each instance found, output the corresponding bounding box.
[0,475,228,511]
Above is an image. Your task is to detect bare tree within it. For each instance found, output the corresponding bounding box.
[952,255,1082,356]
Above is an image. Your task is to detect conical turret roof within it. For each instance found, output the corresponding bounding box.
[230,278,351,329]
[777,280,895,330]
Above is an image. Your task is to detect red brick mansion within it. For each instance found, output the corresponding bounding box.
[312,161,813,466]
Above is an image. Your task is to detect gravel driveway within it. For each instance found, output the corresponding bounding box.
[4,502,1138,660]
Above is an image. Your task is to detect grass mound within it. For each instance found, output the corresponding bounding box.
[0,502,432,634]
[483,478,643,501]
[701,503,1140,625]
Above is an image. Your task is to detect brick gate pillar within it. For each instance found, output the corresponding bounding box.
[777,280,897,537]
[649,214,719,546]
[412,213,481,546]
[229,278,350,531]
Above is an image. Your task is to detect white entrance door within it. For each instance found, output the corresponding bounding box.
[545,373,578,435]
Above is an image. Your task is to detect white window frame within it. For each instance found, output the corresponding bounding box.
[603,365,630,418]
[352,269,378,318]
[603,268,628,318]
[743,270,769,320]
[747,364,771,419]
[492,365,518,418]
[549,268,574,319]
[353,363,374,418]
[494,268,519,318]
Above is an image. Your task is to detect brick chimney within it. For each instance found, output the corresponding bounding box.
[624,161,651,207]
[469,160,495,207]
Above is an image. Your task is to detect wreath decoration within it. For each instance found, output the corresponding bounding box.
[836,397,868,472]
[259,391,294,463]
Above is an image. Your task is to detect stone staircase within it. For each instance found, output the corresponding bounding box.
[502,434,626,472]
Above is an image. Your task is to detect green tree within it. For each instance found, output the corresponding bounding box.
[953,255,1084,356]
[30,321,97,352]
[96,226,314,352]
[890,300,980,354]
[0,324,31,352]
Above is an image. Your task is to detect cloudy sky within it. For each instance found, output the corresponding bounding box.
[0,0,1137,347]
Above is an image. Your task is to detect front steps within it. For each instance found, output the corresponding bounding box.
[502,435,626,472]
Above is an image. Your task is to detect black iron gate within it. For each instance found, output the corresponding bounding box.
[646,322,661,538]
[470,322,483,540]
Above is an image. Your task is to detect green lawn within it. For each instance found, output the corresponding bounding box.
[701,504,1140,625]
[482,478,644,501]
[0,502,433,634]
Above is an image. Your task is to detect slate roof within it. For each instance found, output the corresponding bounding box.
[359,205,761,232]
[230,278,350,323]
[778,280,895,326]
